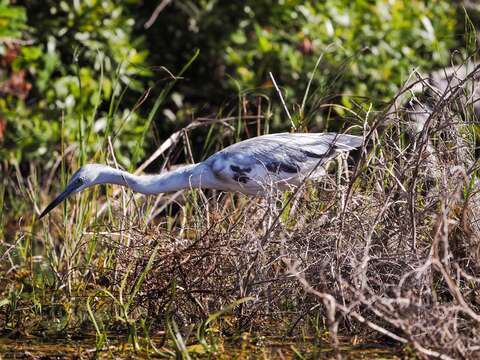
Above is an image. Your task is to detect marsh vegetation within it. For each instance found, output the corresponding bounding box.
[2,1,480,359]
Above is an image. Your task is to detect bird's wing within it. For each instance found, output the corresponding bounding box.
[204,132,362,194]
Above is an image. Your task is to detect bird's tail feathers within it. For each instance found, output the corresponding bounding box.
[330,133,363,151]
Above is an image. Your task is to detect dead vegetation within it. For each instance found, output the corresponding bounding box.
[82,62,480,359]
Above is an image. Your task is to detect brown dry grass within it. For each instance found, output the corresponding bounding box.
[86,62,480,359]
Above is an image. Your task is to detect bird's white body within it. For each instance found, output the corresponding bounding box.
[201,132,361,194]
[39,132,362,218]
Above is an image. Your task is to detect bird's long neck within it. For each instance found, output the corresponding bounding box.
[101,164,211,194]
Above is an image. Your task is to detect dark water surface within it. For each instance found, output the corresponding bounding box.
[0,336,403,359]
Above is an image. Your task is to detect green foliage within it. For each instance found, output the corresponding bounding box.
[0,1,26,41]
[0,0,151,167]
[222,0,456,107]
[144,0,456,124]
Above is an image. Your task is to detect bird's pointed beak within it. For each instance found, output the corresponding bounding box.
[38,180,82,219]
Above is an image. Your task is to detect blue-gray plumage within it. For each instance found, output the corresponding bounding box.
[39,132,362,218]
[203,132,362,194]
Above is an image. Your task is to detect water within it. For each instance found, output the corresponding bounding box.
[0,336,402,359]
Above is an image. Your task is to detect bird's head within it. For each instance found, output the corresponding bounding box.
[39,164,110,219]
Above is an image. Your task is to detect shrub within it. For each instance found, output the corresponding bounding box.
[141,0,457,127]
[0,0,150,168]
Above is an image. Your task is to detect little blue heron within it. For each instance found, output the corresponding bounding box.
[39,132,362,218]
